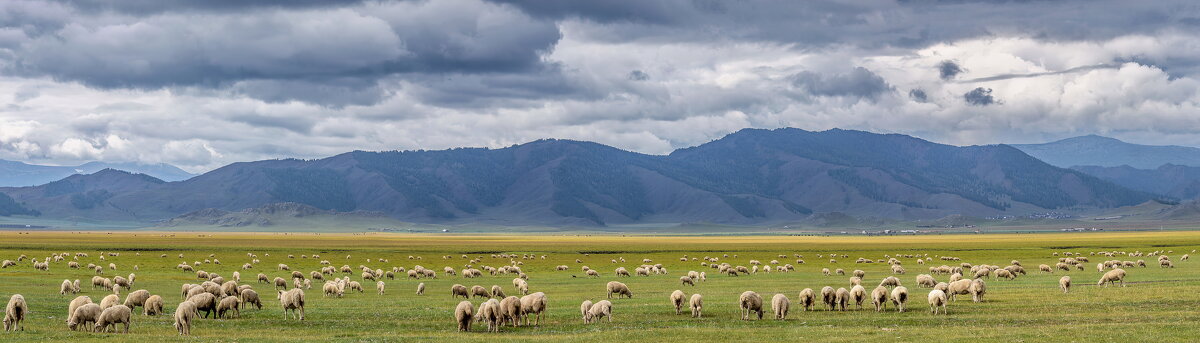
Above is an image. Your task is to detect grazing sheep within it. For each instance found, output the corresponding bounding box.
[834,287,850,311]
[689,294,704,318]
[891,286,908,312]
[95,304,132,333]
[67,296,93,325]
[580,300,593,323]
[273,277,287,290]
[61,279,78,295]
[143,295,163,316]
[499,296,522,327]
[454,301,474,332]
[240,289,263,310]
[739,291,764,320]
[477,299,501,332]
[969,279,987,302]
[452,284,468,298]
[797,288,815,311]
[217,296,241,318]
[100,294,121,310]
[4,294,28,332]
[377,281,386,295]
[471,285,489,298]
[277,289,305,320]
[187,293,217,318]
[871,286,889,312]
[68,303,102,332]
[670,290,686,315]
[585,300,613,323]
[490,285,505,298]
[519,292,547,326]
[417,282,426,295]
[1039,264,1053,273]
[771,294,790,320]
[323,282,343,297]
[947,279,972,301]
[1060,276,1071,293]
[1098,269,1126,287]
[123,290,150,311]
[680,276,694,286]
[928,290,948,314]
[173,301,197,336]
[880,276,901,287]
[916,274,936,288]
[850,285,867,309]
[820,286,836,310]
[606,281,633,299]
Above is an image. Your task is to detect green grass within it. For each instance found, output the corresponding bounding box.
[1,231,1199,342]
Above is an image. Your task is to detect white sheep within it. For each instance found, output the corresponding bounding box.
[68,303,102,332]
[1059,276,1071,293]
[771,294,790,320]
[739,291,764,320]
[670,290,686,315]
[278,288,305,320]
[928,289,947,314]
[95,304,132,333]
[1098,268,1126,287]
[580,300,593,323]
[871,286,889,312]
[454,301,473,331]
[891,286,908,312]
[144,295,164,316]
[606,281,633,299]
[689,294,703,318]
[797,288,815,311]
[586,300,612,323]
[4,294,28,332]
[519,292,546,326]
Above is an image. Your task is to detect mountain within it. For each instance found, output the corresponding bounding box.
[0,160,195,187]
[1072,164,1200,199]
[1012,135,1200,169]
[161,202,390,228]
[0,128,1157,226]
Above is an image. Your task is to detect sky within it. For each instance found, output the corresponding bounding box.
[2,0,1200,172]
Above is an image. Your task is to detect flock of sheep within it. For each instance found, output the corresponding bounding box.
[1,247,1187,335]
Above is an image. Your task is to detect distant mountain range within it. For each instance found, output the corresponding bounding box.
[1012,135,1200,169]
[0,128,1156,226]
[0,160,195,187]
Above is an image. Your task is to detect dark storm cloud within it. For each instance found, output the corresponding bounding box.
[56,0,370,14]
[792,67,893,100]
[963,87,997,106]
[938,60,964,80]
[908,89,928,103]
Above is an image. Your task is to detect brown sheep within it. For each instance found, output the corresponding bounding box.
[606,281,633,299]
[451,284,469,298]
[217,296,241,318]
[241,289,263,310]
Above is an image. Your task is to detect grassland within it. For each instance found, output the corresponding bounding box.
[2,231,1199,342]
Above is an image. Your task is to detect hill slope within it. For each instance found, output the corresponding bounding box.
[1073,164,1200,200]
[0,129,1156,225]
[0,160,195,187]
[1013,135,1200,169]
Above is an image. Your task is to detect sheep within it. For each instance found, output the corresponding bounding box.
[607,281,633,299]
[471,285,490,298]
[1060,276,1072,293]
[880,276,901,287]
[240,289,263,310]
[100,294,121,310]
[928,290,948,314]
[4,294,27,332]
[498,296,521,327]
[187,293,217,318]
[580,300,593,323]
[95,304,132,333]
[795,288,814,311]
[452,284,468,298]
[324,281,343,297]
[947,279,972,301]
[916,274,936,288]
[67,295,93,326]
[417,282,426,295]
[61,279,78,295]
[68,303,102,332]
[144,295,163,316]
[850,285,867,309]
[891,286,908,312]
[454,301,474,331]
[348,281,364,293]
[519,292,547,326]
[834,287,850,311]
[172,301,197,336]
[273,277,287,290]
[123,290,151,311]
[217,296,241,318]
[680,275,695,286]
[490,285,505,298]
[771,294,790,320]
[278,288,305,320]
[477,299,501,332]
[969,279,987,302]
[586,300,613,323]
[739,291,764,320]
[871,286,889,312]
[1039,264,1053,273]
[820,286,836,310]
[1098,268,1126,287]
[377,281,386,295]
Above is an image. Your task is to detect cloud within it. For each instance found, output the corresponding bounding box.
[627,70,650,81]
[938,60,964,80]
[963,87,997,106]
[908,89,928,103]
[791,67,893,100]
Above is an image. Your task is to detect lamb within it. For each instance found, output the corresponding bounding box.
[278,288,305,320]
[519,292,547,326]
[68,303,102,332]
[187,293,217,318]
[490,285,505,298]
[585,300,613,323]
[946,279,972,301]
[670,290,686,314]
[928,289,948,314]
[580,300,593,323]
[891,286,908,312]
[452,284,468,298]
[471,285,490,298]
[738,291,764,320]
[1098,268,1126,287]
[689,294,703,318]
[100,294,121,310]
[1060,276,1071,293]
[94,304,132,333]
[968,279,987,302]
[871,286,889,312]
[217,296,241,318]
[123,290,151,311]
[144,295,164,315]
[771,294,790,320]
[834,287,850,311]
[606,281,633,299]
[850,285,867,309]
[4,294,28,332]
[174,301,197,336]
[455,301,474,332]
[797,288,815,311]
[417,282,426,295]
[820,286,836,310]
